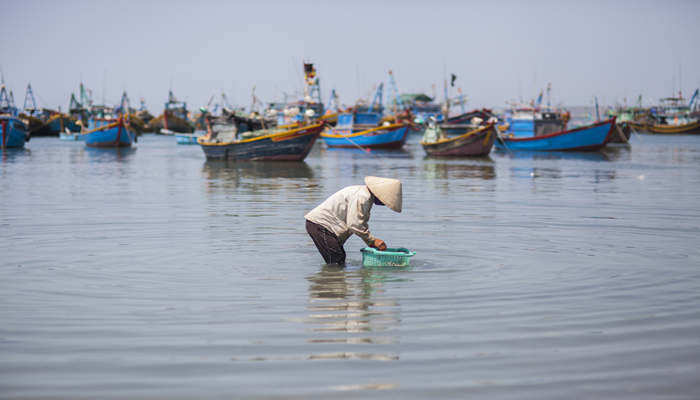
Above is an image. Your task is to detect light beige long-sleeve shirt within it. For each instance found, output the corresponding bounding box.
[305,185,376,245]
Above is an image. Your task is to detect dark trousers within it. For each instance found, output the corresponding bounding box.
[306,220,346,265]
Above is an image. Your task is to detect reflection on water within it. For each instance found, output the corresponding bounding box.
[1,147,31,163]
[84,146,137,162]
[304,266,402,361]
[601,144,632,162]
[323,147,413,159]
[423,157,496,181]
[494,146,632,163]
[203,160,314,180]
[495,148,613,162]
[3,135,700,398]
[202,160,314,193]
[509,165,617,183]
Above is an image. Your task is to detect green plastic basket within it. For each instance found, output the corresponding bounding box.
[361,247,416,267]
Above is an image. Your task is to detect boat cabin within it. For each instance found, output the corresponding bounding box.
[649,97,696,126]
[506,107,567,138]
[164,90,189,121]
[333,110,382,135]
[267,100,324,125]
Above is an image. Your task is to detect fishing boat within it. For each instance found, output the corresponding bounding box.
[495,118,615,151]
[18,84,47,136]
[605,95,648,142]
[630,120,700,134]
[0,84,30,148]
[147,90,194,134]
[197,121,324,161]
[67,83,92,128]
[611,122,632,143]
[629,91,700,134]
[1,114,29,149]
[134,98,154,131]
[321,84,409,149]
[36,112,80,136]
[321,113,409,149]
[82,116,135,148]
[421,123,496,157]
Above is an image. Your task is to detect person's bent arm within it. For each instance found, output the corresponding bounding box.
[347,196,378,246]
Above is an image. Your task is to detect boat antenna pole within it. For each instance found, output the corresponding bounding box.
[442,61,449,119]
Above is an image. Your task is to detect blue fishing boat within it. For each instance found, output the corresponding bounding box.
[82,117,135,148]
[495,118,615,151]
[321,84,409,149]
[1,116,29,148]
[0,84,30,149]
[321,112,409,149]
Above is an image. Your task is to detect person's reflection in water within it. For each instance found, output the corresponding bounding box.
[304,266,400,361]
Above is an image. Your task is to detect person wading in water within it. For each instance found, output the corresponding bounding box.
[305,176,402,266]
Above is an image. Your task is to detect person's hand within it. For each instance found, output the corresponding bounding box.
[371,238,387,251]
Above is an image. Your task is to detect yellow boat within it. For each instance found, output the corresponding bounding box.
[629,120,700,134]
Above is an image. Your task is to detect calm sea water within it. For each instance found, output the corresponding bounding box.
[2,133,699,399]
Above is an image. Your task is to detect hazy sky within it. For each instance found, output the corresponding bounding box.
[1,0,698,112]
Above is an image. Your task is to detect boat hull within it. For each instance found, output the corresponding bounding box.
[33,115,81,136]
[199,124,322,161]
[609,122,632,143]
[629,120,700,134]
[1,117,29,148]
[83,119,134,148]
[422,124,495,157]
[495,119,614,152]
[147,113,193,134]
[321,124,408,149]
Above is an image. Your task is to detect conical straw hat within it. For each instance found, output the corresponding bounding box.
[365,176,402,213]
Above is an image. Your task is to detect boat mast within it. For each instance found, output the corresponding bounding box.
[119,91,130,116]
[303,62,321,106]
[442,63,449,119]
[221,92,232,111]
[367,83,383,114]
[23,83,38,115]
[387,70,404,114]
[325,89,339,113]
[457,87,466,114]
[0,84,15,115]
